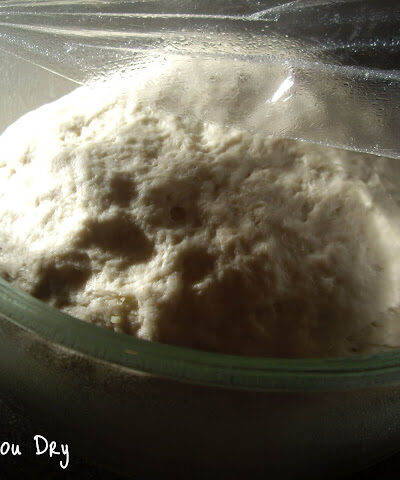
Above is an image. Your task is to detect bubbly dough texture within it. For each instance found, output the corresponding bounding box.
[1,78,400,358]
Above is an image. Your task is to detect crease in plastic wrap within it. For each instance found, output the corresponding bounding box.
[0,0,399,159]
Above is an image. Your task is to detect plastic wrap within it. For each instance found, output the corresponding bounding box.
[0,0,399,156]
[1,5,400,478]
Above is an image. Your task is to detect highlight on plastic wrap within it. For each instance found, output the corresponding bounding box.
[0,0,399,158]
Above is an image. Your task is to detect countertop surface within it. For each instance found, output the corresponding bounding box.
[0,398,399,480]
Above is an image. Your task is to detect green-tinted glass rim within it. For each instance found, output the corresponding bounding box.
[1,277,400,393]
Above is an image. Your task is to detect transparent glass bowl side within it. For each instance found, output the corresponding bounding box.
[3,281,400,480]
[2,277,400,393]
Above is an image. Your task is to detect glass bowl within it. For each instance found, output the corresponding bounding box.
[3,274,400,480]
[1,2,400,478]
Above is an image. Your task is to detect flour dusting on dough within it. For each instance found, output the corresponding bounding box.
[1,67,400,358]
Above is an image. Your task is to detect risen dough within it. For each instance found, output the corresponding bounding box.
[1,77,400,358]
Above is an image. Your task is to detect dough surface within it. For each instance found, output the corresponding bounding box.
[1,77,400,358]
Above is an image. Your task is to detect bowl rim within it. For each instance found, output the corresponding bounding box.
[1,277,400,393]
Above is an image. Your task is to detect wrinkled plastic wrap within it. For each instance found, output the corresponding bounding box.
[0,0,399,158]
[1,5,400,478]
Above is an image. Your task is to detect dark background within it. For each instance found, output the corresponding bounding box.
[1,397,400,480]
